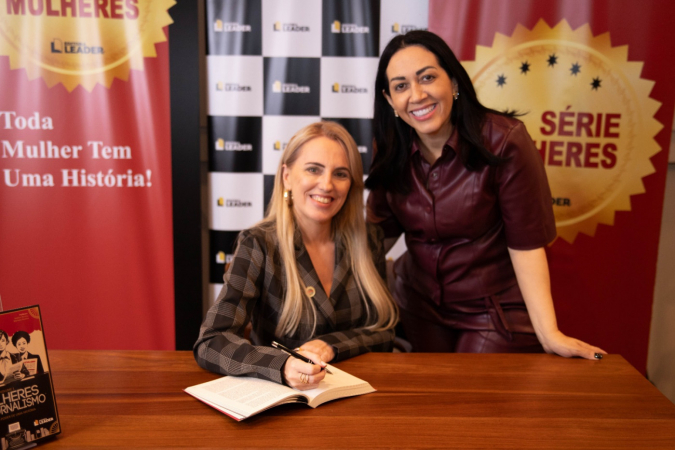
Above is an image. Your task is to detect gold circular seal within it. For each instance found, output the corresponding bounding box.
[0,0,175,91]
[463,20,662,243]
[305,286,316,298]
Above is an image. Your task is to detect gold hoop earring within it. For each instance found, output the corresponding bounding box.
[393,109,399,117]
[284,190,293,207]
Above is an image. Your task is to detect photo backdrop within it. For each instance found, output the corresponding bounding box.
[206,0,429,300]
[0,0,177,350]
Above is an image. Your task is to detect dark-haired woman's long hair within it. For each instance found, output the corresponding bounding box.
[366,30,515,195]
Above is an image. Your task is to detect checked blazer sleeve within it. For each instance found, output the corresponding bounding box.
[193,229,290,384]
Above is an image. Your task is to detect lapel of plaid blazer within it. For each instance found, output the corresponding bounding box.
[294,233,353,329]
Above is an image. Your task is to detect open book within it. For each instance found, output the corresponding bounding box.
[184,365,374,421]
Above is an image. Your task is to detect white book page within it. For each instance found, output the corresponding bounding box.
[185,376,299,417]
[300,366,375,407]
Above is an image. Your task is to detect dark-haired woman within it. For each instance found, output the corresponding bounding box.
[12,331,45,374]
[366,30,604,359]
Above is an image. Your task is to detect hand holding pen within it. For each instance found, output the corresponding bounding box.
[272,341,333,374]
[273,341,333,390]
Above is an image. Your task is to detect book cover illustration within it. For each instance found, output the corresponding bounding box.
[0,306,60,449]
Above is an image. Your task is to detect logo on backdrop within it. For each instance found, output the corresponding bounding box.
[209,173,264,232]
[463,19,662,243]
[214,20,251,32]
[272,81,311,94]
[322,0,379,57]
[391,23,426,34]
[0,0,174,91]
[209,117,262,173]
[331,21,369,34]
[264,58,320,115]
[207,0,261,55]
[215,82,252,92]
[210,230,242,283]
[50,39,103,54]
[273,22,310,32]
[332,82,368,94]
[215,139,253,151]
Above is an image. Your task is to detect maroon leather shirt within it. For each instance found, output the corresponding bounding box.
[367,114,556,310]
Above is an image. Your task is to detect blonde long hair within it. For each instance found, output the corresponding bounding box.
[259,121,398,337]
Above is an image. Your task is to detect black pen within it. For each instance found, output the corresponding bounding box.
[271,341,333,374]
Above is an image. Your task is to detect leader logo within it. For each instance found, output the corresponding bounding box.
[332,83,368,94]
[331,21,369,34]
[273,141,288,151]
[34,417,54,426]
[215,82,251,92]
[215,251,234,264]
[273,22,310,32]
[391,23,425,34]
[272,80,310,94]
[214,20,251,32]
[50,39,103,54]
[215,139,253,151]
[221,199,253,207]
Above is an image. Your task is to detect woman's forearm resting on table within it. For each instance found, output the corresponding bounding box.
[508,247,606,360]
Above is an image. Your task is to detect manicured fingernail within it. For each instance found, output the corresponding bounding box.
[320,360,327,367]
[594,353,603,360]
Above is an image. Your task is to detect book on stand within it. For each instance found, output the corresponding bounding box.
[0,305,60,449]
[185,364,375,421]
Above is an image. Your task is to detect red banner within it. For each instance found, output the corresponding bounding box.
[430,0,675,372]
[0,2,176,350]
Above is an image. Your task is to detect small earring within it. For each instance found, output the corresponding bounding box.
[393,109,399,117]
[453,91,459,101]
[284,190,293,207]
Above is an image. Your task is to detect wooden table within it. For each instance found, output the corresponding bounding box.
[44,350,675,449]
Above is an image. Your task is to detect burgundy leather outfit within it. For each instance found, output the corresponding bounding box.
[367,114,556,353]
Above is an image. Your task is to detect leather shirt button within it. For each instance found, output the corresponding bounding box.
[431,172,438,179]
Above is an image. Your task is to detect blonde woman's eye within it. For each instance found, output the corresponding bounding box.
[335,171,350,179]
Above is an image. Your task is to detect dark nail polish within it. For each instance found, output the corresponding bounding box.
[594,353,603,360]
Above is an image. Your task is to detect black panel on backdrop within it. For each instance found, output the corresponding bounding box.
[210,230,243,284]
[263,174,276,216]
[209,116,262,173]
[323,118,374,173]
[264,58,321,116]
[322,0,380,57]
[206,0,262,55]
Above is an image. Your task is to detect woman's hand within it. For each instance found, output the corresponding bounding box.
[299,339,335,363]
[540,329,607,360]
[282,353,326,391]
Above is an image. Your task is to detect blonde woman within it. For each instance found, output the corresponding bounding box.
[194,121,398,390]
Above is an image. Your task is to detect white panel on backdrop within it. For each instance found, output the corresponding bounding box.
[379,0,429,54]
[207,55,264,116]
[209,173,264,230]
[210,284,224,307]
[320,57,379,118]
[262,115,321,174]
[262,0,322,57]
